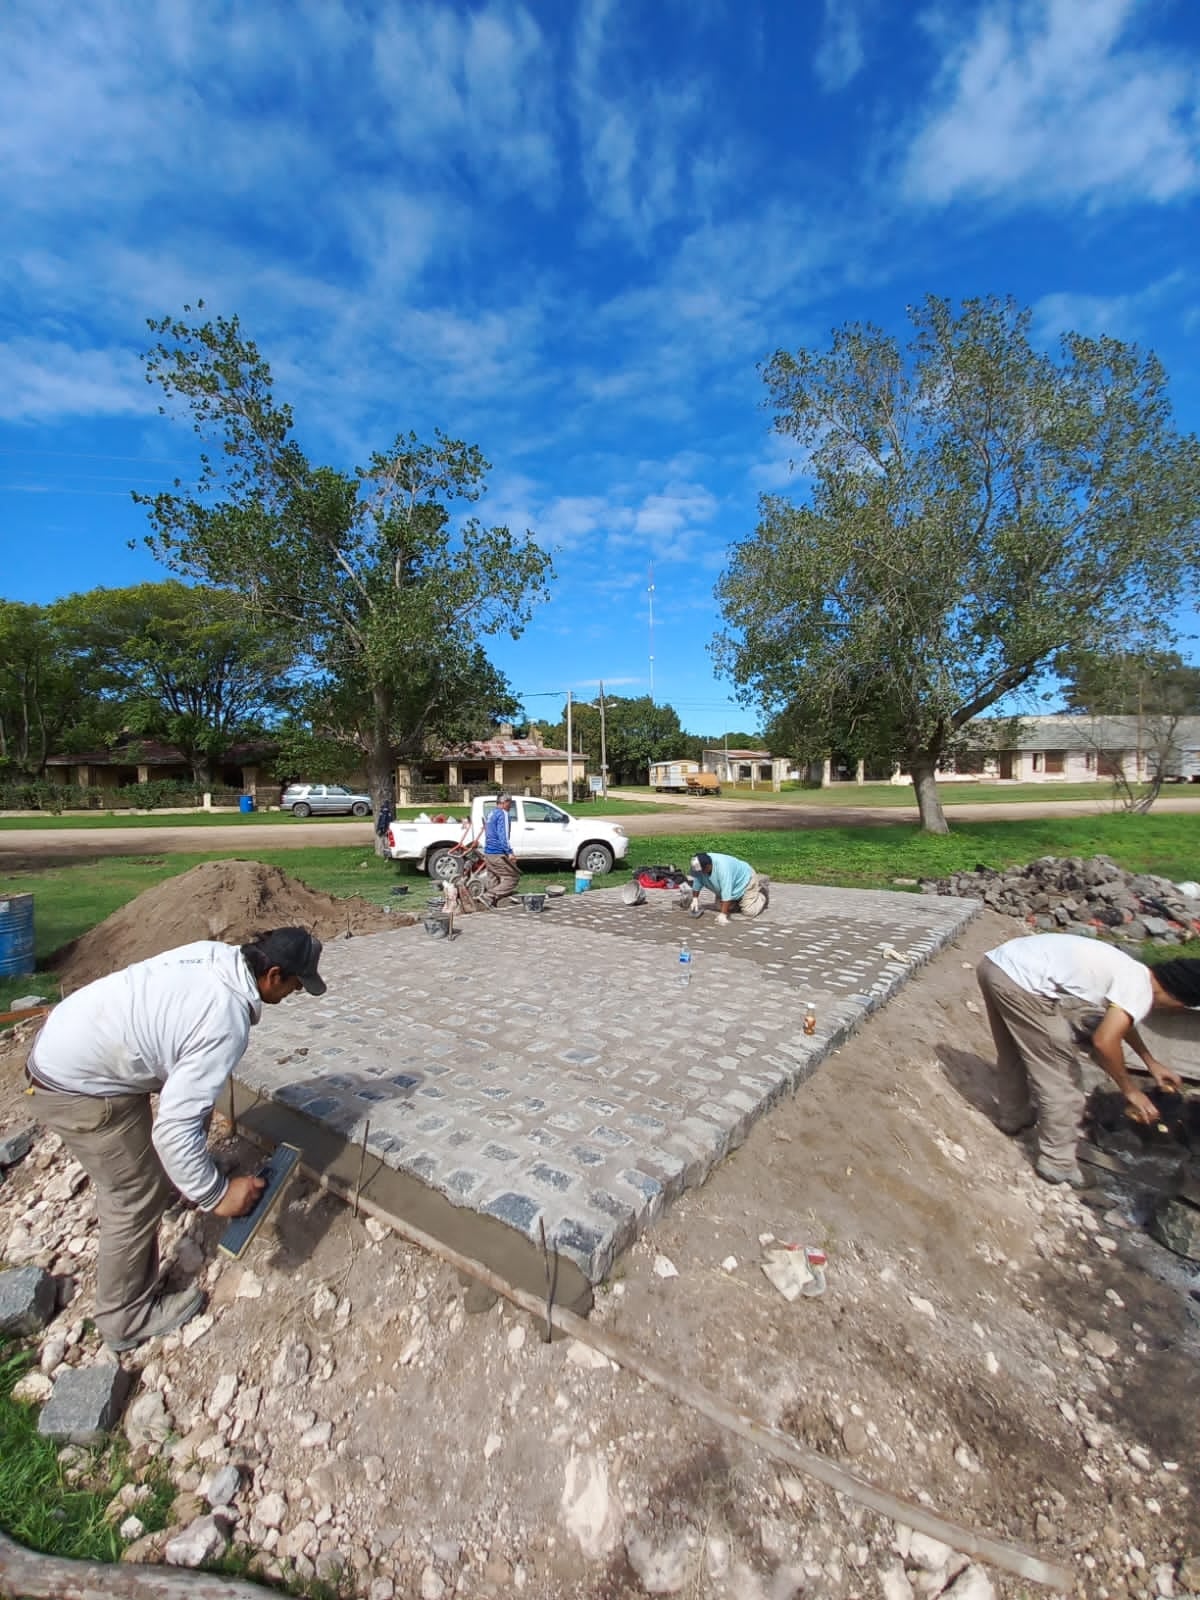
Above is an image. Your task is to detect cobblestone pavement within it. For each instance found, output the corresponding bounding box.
[237,884,980,1282]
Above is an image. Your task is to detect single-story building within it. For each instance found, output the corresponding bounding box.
[985,714,1200,784]
[819,714,1200,787]
[396,725,587,803]
[700,748,793,787]
[43,737,277,797]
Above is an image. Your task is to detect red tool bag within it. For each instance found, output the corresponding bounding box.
[633,865,688,889]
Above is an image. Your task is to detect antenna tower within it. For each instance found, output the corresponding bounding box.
[648,560,656,702]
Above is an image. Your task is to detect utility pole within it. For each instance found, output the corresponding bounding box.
[599,680,608,798]
[566,690,574,800]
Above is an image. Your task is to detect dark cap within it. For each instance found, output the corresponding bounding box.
[257,928,326,996]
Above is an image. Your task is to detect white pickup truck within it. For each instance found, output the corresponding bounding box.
[386,795,630,881]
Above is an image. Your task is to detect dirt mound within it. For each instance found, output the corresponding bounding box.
[55,859,401,991]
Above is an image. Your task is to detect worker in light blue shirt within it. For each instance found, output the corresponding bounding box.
[689,850,769,925]
[482,793,521,906]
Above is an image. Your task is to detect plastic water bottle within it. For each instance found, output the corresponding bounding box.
[678,939,692,988]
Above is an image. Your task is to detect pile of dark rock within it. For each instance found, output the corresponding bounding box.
[920,854,1200,946]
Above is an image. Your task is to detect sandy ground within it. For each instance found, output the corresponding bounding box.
[1,909,1197,1598]
[4,796,1200,867]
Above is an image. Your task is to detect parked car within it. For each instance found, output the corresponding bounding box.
[386,795,628,878]
[281,783,373,818]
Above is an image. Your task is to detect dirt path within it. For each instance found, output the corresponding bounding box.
[1,911,1196,1598]
[5,795,1200,867]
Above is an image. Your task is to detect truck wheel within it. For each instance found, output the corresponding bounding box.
[351,801,371,817]
[291,802,312,818]
[425,847,463,881]
[577,842,614,875]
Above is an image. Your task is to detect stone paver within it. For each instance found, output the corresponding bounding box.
[238,884,979,1282]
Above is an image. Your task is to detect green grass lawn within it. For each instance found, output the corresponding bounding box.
[619,780,1197,807]
[1,812,1196,1016]
[0,1346,173,1562]
[0,796,659,830]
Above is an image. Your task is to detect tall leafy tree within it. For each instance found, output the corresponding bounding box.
[1059,649,1200,717]
[0,601,106,775]
[135,308,553,823]
[715,295,1200,831]
[272,645,521,781]
[540,695,688,785]
[55,581,295,784]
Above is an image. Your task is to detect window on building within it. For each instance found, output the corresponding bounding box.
[1044,751,1065,775]
[759,764,772,780]
[1084,752,1097,772]
[1098,751,1124,777]
[462,767,489,784]
[1032,752,1044,773]
[738,764,752,780]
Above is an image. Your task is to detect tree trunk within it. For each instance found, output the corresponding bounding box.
[368,682,396,857]
[909,755,949,834]
[0,1527,277,1598]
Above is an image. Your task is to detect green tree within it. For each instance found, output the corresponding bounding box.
[135,308,553,834]
[0,601,106,775]
[715,295,1200,832]
[272,645,521,782]
[541,695,688,785]
[55,581,295,785]
[1060,650,1200,717]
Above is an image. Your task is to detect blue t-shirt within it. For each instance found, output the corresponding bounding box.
[483,806,511,855]
[692,852,753,902]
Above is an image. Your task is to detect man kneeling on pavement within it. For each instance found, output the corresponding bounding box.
[25,929,326,1351]
[977,932,1200,1188]
[689,851,768,926]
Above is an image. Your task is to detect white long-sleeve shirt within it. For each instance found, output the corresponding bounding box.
[30,941,263,1210]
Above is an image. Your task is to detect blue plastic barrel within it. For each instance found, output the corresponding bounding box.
[239,795,255,814]
[0,893,35,978]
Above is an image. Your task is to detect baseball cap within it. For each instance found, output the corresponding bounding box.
[259,928,326,996]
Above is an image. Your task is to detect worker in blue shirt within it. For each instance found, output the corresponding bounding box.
[482,793,521,907]
[689,850,769,925]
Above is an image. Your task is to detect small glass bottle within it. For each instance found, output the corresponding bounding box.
[678,939,692,988]
[803,1002,816,1036]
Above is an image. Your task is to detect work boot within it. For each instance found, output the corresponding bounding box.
[105,1287,207,1353]
[1035,1157,1087,1191]
[996,1111,1037,1137]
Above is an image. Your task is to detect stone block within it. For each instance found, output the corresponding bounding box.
[38,1363,132,1444]
[0,1265,57,1336]
[1151,1196,1200,1261]
[0,1127,35,1168]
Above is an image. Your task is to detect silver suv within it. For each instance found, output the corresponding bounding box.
[281,783,373,818]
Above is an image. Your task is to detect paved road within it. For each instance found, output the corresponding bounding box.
[4,793,1200,867]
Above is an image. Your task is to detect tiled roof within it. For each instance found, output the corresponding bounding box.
[1005,715,1200,752]
[46,738,276,766]
[438,738,576,760]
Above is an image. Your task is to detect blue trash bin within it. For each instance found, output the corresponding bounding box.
[0,893,35,978]
[239,795,255,814]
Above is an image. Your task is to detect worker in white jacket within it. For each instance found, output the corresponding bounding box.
[26,929,326,1351]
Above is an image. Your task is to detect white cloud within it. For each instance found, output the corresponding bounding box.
[0,340,150,423]
[371,1,559,199]
[570,0,732,242]
[904,0,1200,208]
[814,0,867,92]
[1032,272,1189,343]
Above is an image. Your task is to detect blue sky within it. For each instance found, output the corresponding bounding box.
[3,0,1199,737]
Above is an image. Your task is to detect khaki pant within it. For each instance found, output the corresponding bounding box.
[484,854,521,904]
[976,957,1090,1175]
[737,871,768,918]
[29,1083,173,1343]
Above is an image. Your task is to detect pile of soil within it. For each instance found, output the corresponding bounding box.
[55,860,400,990]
